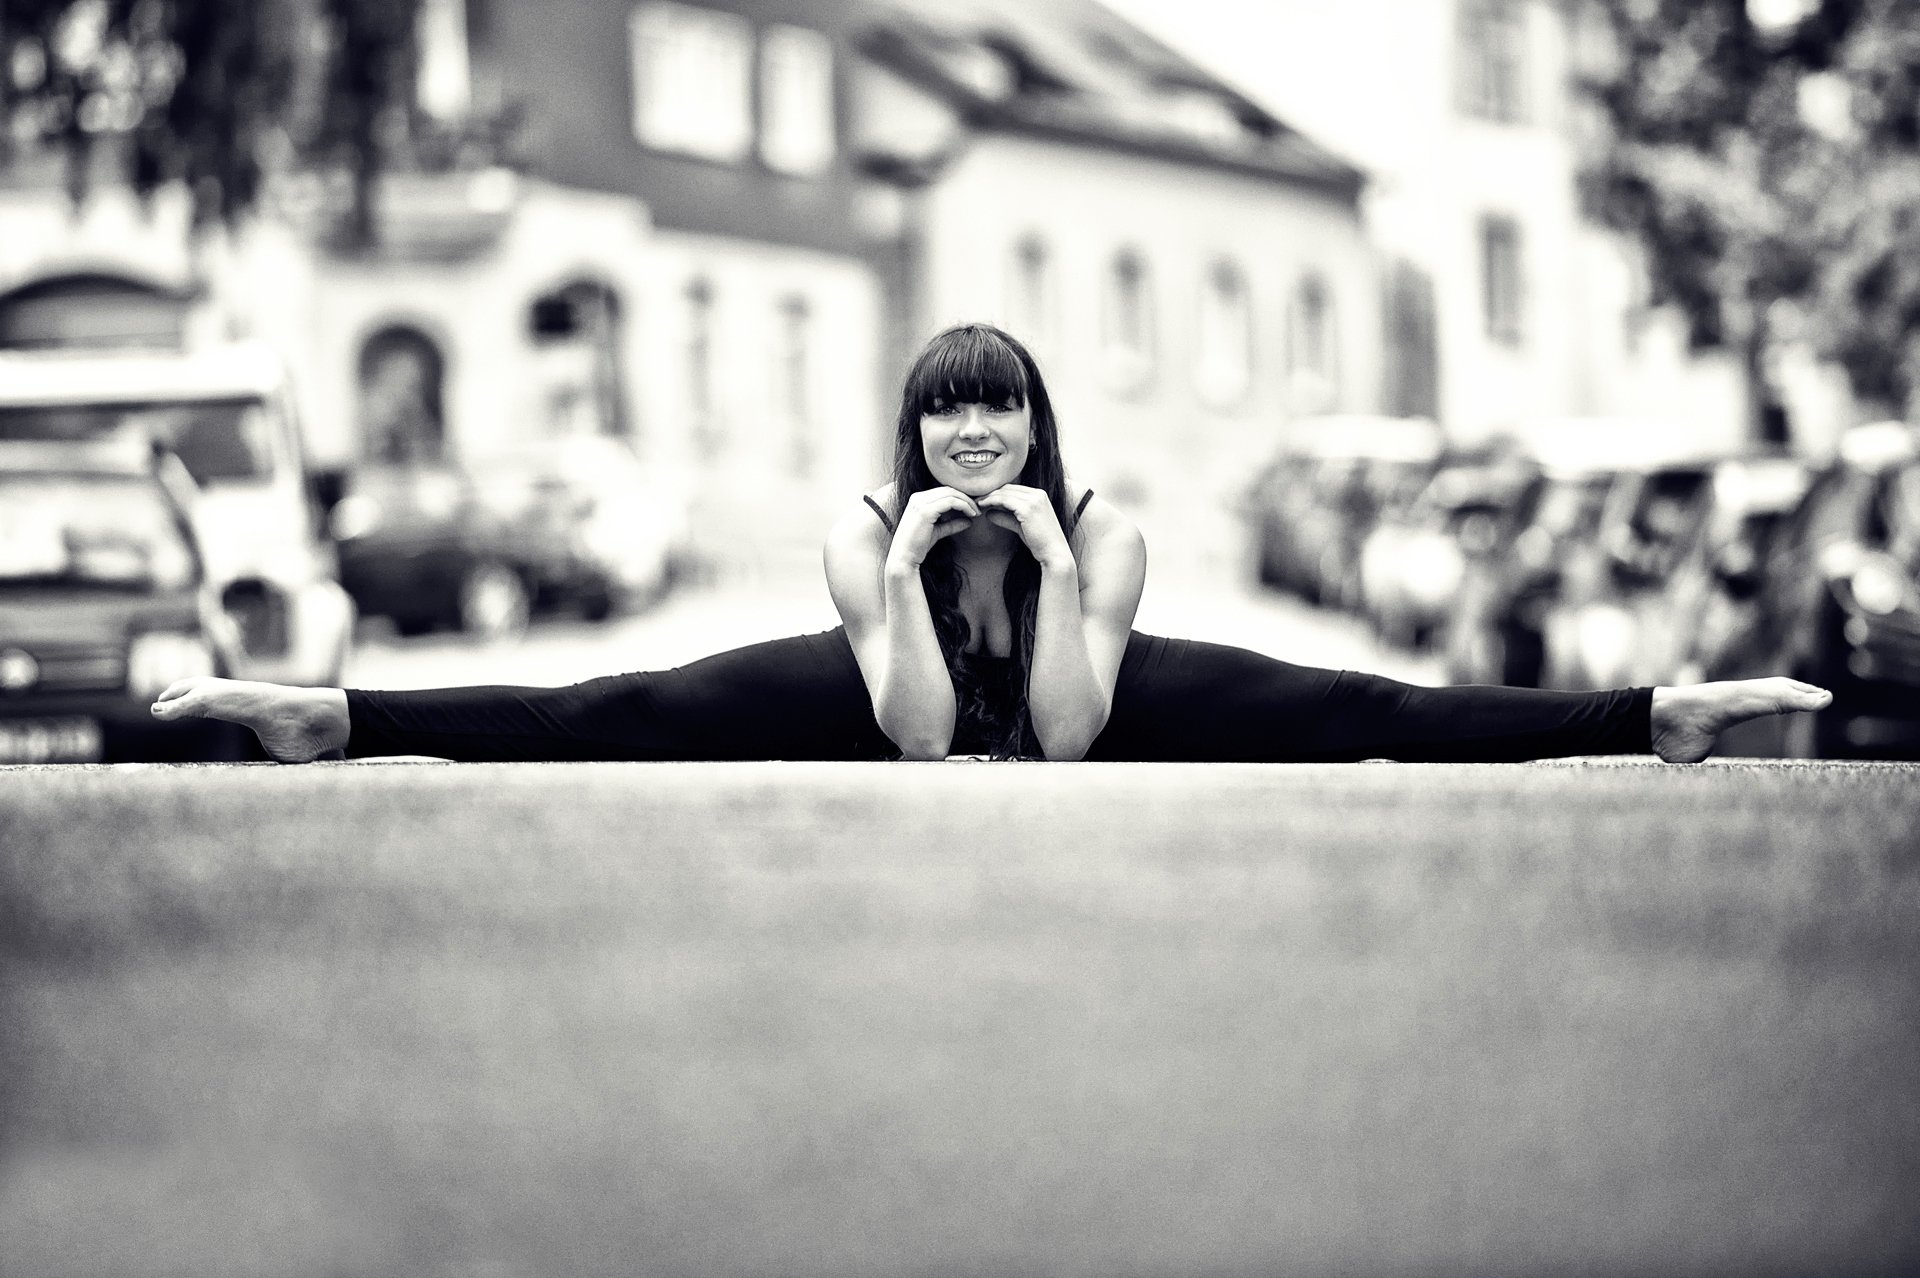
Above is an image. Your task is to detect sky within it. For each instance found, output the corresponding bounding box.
[1094,0,1396,171]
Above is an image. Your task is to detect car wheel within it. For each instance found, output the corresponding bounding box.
[458,562,531,642]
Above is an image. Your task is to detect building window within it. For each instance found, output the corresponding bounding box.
[1196,257,1252,409]
[1458,0,1527,124]
[759,23,834,176]
[776,295,812,473]
[1481,214,1524,346]
[630,2,752,162]
[1287,275,1338,414]
[416,0,471,119]
[1006,234,1055,353]
[1383,258,1440,418]
[1102,248,1156,396]
[686,277,721,455]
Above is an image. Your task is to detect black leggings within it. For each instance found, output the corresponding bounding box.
[346,628,1651,763]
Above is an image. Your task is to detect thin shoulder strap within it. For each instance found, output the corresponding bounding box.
[1069,488,1095,534]
[862,493,896,534]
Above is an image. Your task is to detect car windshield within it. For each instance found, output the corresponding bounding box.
[0,472,197,590]
[0,399,277,484]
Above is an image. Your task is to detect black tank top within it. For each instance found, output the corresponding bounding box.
[865,489,1094,758]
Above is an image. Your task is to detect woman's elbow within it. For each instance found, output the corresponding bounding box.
[891,735,952,761]
[879,716,952,760]
[1036,710,1109,761]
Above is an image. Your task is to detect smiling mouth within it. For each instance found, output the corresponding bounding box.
[952,451,1000,467]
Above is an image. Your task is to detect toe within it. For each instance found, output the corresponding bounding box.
[153,677,202,703]
[1769,677,1831,711]
[1790,680,1832,708]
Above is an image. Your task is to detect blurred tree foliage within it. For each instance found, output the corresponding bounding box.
[0,0,423,247]
[1580,0,1920,424]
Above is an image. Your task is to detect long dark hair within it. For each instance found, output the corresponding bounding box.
[887,323,1071,758]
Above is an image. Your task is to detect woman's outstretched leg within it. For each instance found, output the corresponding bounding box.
[151,629,892,763]
[1090,633,1828,763]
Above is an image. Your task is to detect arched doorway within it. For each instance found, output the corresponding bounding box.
[356,325,448,462]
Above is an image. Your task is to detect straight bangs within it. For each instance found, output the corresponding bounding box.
[902,327,1032,418]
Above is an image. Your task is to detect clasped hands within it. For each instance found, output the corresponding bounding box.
[888,484,1074,572]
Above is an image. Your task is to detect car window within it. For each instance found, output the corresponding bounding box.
[0,473,197,590]
[0,399,278,484]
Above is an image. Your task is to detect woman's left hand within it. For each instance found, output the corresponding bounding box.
[978,485,1073,572]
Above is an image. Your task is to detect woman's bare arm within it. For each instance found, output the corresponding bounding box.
[823,489,968,759]
[1023,494,1144,759]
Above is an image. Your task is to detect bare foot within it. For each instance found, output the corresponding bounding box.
[1649,678,1832,763]
[151,677,350,763]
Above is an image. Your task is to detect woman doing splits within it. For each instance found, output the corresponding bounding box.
[153,325,1829,765]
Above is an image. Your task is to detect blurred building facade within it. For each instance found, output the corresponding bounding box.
[0,0,1390,579]
[852,0,1377,577]
[1118,0,1862,460]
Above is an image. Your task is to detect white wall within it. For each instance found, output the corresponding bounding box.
[915,132,1379,579]
[638,225,887,573]
[0,179,226,350]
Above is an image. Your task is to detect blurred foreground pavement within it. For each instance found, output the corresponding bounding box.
[341,573,1444,691]
[2,758,1917,1278]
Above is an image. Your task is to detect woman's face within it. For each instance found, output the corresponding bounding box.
[920,396,1032,496]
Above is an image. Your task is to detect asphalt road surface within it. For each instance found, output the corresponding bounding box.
[3,757,1916,1277]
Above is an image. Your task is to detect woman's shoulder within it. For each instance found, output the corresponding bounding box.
[826,484,896,553]
[1069,484,1141,544]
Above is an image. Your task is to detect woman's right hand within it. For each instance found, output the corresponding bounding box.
[886,486,979,572]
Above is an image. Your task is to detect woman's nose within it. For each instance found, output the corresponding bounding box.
[957,408,991,435]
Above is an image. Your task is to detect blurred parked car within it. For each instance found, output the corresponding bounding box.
[0,343,355,686]
[1247,448,1332,599]
[329,439,678,640]
[1246,415,1444,609]
[1719,421,1920,758]
[1438,422,1726,687]
[1538,456,1724,689]
[328,461,535,640]
[0,436,256,762]
[1655,456,1813,687]
[469,436,683,617]
[1440,461,1609,687]
[1358,455,1537,649]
